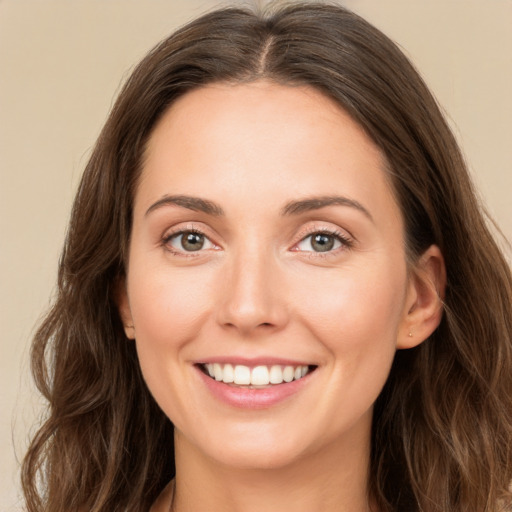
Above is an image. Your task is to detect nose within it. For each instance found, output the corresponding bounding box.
[216,247,289,336]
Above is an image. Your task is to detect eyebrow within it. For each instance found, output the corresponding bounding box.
[145,195,225,217]
[281,195,373,221]
[144,194,372,221]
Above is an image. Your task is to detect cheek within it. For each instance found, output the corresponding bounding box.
[129,265,215,344]
[127,264,220,425]
[294,259,407,362]
[294,261,407,426]
[126,264,218,406]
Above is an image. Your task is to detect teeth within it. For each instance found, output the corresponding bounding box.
[213,363,223,381]
[269,365,283,384]
[222,363,234,383]
[234,365,251,385]
[251,365,270,385]
[283,366,294,382]
[203,363,311,386]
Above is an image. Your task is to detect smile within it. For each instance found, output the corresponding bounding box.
[200,363,315,387]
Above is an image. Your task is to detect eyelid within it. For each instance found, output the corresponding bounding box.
[168,231,216,251]
[296,233,342,252]
[291,224,355,254]
[161,223,221,255]
[159,221,354,257]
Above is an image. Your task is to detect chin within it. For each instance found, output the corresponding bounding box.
[176,421,316,471]
[211,441,309,471]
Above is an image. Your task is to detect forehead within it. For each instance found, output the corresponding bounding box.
[136,81,402,230]
[147,81,379,163]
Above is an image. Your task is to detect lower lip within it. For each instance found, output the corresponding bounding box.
[196,367,314,409]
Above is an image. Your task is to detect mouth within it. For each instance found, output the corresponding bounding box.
[197,363,317,388]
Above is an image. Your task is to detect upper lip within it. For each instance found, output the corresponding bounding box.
[195,356,316,367]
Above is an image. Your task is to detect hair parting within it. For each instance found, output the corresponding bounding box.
[22,3,512,512]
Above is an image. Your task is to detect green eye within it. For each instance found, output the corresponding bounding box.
[296,232,345,253]
[310,233,336,252]
[167,231,214,252]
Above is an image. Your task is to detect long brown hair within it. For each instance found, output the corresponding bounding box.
[22,3,512,511]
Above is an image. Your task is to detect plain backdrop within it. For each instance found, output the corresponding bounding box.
[1,1,511,509]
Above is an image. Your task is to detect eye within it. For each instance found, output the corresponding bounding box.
[166,230,216,252]
[295,231,348,253]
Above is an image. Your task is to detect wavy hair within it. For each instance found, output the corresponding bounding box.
[22,3,512,511]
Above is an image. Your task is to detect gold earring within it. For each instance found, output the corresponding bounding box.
[408,332,413,337]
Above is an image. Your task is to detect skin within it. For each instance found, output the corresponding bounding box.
[118,81,445,512]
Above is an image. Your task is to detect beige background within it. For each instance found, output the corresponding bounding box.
[1,0,511,509]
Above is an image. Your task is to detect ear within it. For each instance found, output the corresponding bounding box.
[397,245,446,349]
[115,276,136,340]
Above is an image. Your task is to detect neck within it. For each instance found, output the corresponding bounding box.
[170,424,374,512]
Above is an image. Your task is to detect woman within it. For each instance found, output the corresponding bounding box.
[22,2,512,512]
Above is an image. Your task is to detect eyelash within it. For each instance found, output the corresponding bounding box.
[161,226,354,257]
[293,228,354,257]
[162,227,216,257]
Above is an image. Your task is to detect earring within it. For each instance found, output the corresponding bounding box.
[408,332,413,337]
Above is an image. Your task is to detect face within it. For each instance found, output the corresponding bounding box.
[119,81,421,471]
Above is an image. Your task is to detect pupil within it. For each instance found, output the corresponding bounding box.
[182,232,204,251]
[312,234,334,252]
